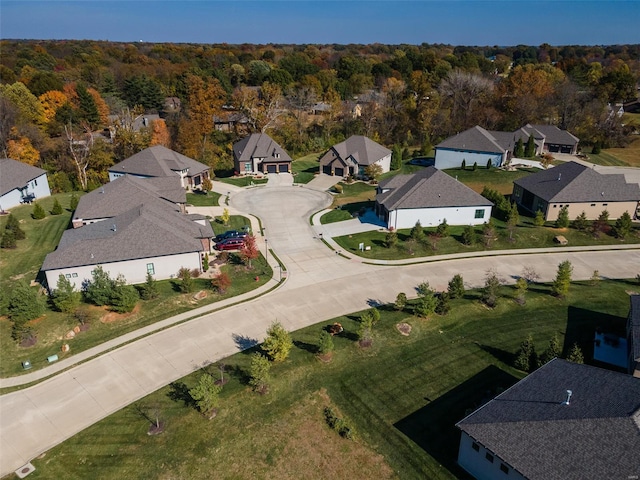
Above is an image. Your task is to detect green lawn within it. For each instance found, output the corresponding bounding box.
[580,150,629,167]
[186,191,221,206]
[332,216,640,261]
[216,176,269,187]
[442,167,540,194]
[210,215,253,235]
[291,152,321,184]
[21,279,633,479]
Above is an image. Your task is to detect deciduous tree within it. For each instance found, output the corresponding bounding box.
[262,321,293,362]
[249,352,271,393]
[189,374,222,418]
[239,234,259,268]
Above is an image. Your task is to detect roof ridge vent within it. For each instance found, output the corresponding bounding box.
[563,389,573,405]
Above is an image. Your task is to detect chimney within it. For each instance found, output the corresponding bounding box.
[563,389,573,405]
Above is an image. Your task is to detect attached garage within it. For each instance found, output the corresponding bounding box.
[334,167,344,177]
[322,165,331,175]
[278,164,288,173]
[266,164,277,174]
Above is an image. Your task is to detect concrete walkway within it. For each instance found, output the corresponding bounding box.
[1,176,639,476]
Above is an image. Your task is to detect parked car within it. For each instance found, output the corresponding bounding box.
[214,229,249,242]
[214,238,246,251]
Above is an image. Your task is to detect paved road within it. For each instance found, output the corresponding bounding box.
[1,181,639,476]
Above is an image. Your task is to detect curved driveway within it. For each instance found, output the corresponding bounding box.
[1,179,639,476]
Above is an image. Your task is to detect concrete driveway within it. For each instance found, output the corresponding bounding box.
[1,180,639,476]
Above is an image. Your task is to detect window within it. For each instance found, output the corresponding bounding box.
[500,463,509,474]
[72,273,78,278]
[553,204,557,208]
[590,204,596,207]
[244,162,253,172]
[65,274,71,279]
[34,179,37,186]
[485,453,494,463]
[475,209,484,219]
[147,263,155,275]
[602,203,608,206]
[472,442,480,452]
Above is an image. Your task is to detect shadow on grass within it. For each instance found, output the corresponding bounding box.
[394,365,518,477]
[294,339,317,354]
[477,343,515,366]
[167,382,196,408]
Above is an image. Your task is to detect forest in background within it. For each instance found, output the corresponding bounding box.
[1,40,638,192]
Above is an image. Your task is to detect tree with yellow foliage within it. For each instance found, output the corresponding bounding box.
[39,90,68,124]
[7,133,40,165]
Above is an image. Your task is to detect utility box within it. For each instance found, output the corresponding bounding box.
[47,355,59,363]
[22,361,32,370]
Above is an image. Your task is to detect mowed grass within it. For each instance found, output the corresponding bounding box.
[292,152,321,184]
[186,190,222,206]
[0,193,82,292]
[442,167,539,194]
[217,176,269,187]
[22,280,633,480]
[601,136,640,167]
[210,215,253,235]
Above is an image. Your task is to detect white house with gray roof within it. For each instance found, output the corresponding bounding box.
[456,359,640,480]
[41,202,213,291]
[434,125,579,170]
[320,135,391,178]
[375,167,493,230]
[512,161,640,221]
[0,158,51,210]
[232,133,292,174]
[72,175,186,228]
[108,146,210,189]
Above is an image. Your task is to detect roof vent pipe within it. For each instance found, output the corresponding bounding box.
[557,173,561,181]
[564,389,573,405]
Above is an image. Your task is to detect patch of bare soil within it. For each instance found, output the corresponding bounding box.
[396,323,412,336]
[100,303,142,323]
[19,333,38,348]
[316,352,333,363]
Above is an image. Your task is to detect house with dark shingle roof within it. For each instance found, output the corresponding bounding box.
[71,175,186,228]
[0,158,51,210]
[108,146,210,189]
[434,125,579,170]
[456,358,640,480]
[319,135,392,178]
[41,201,213,291]
[375,167,493,229]
[512,161,640,221]
[232,133,292,175]
[628,295,640,377]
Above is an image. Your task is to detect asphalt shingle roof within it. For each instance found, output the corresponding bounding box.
[376,167,492,210]
[523,124,580,145]
[0,158,47,196]
[233,133,292,163]
[630,295,640,364]
[323,135,391,167]
[513,161,640,203]
[457,359,640,480]
[108,146,209,179]
[73,175,185,223]
[42,202,213,271]
[435,126,507,153]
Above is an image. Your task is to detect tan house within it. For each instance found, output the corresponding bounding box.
[232,133,292,175]
[319,135,391,178]
[512,162,640,221]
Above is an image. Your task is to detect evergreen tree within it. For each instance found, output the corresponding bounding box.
[447,274,465,299]
[249,352,271,393]
[51,198,63,215]
[592,142,601,154]
[357,311,374,343]
[612,211,633,238]
[189,374,222,416]
[436,218,449,237]
[110,280,139,313]
[5,214,25,239]
[435,292,451,315]
[262,321,293,362]
[76,83,100,127]
[538,335,561,366]
[462,225,476,245]
[318,330,334,356]
[524,134,536,157]
[8,282,44,340]
[481,269,501,308]
[415,282,437,318]
[552,260,573,298]
[573,211,588,231]
[566,343,584,364]
[394,292,407,311]
[1,229,17,249]
[472,161,478,171]
[69,193,79,211]
[84,266,115,306]
[410,221,426,243]
[592,210,610,237]
[514,138,525,157]
[177,267,194,293]
[140,272,159,300]
[51,274,81,313]
[391,144,403,170]
[202,253,209,272]
[555,205,570,228]
[384,229,398,248]
[514,334,537,372]
[461,159,466,170]
[32,202,46,219]
[506,202,519,240]
[486,159,492,169]
[533,210,545,226]
[514,277,528,304]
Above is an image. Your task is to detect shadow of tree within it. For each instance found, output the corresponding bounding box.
[167,382,196,408]
[477,343,516,367]
[232,333,259,351]
[294,339,317,354]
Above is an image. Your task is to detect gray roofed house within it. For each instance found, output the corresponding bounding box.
[628,295,640,377]
[42,201,213,290]
[456,358,640,480]
[434,124,580,170]
[375,167,493,229]
[512,161,640,221]
[0,158,51,210]
[72,175,186,228]
[319,135,392,178]
[232,133,292,175]
[108,146,210,189]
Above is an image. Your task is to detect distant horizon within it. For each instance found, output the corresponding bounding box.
[1,1,639,46]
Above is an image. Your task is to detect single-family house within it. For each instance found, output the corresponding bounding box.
[628,295,640,377]
[375,167,493,229]
[512,161,640,221]
[108,146,211,189]
[434,125,579,170]
[456,358,640,480]
[0,158,51,210]
[41,201,213,291]
[319,135,392,178]
[71,175,186,228]
[232,133,292,174]
[213,111,249,133]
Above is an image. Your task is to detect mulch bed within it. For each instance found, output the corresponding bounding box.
[396,323,412,336]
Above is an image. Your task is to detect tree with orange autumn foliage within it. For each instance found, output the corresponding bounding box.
[7,134,40,165]
[149,118,170,147]
[39,90,68,124]
[87,87,109,124]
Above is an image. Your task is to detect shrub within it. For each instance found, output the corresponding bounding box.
[211,272,231,294]
[110,283,139,313]
[533,210,545,227]
[51,274,81,313]
[5,214,25,239]
[333,184,343,194]
[447,274,465,299]
[1,230,17,249]
[472,161,477,171]
[394,292,407,311]
[31,202,46,219]
[318,330,334,356]
[324,407,355,440]
[51,198,63,215]
[249,352,271,393]
[461,159,466,170]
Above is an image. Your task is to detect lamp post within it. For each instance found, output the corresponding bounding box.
[264,238,268,264]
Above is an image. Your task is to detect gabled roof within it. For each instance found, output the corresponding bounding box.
[376,167,492,210]
[109,146,209,179]
[523,124,580,145]
[328,135,391,166]
[513,161,640,203]
[73,175,185,223]
[0,158,47,196]
[457,359,640,480]
[42,202,213,271]
[233,133,291,163]
[435,126,508,154]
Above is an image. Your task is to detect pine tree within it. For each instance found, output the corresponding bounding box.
[189,374,222,416]
[514,138,524,157]
[385,230,398,248]
[140,273,159,300]
[9,282,44,340]
[592,210,610,237]
[462,225,476,245]
[110,275,139,313]
[566,343,584,364]
[524,135,536,157]
[514,334,537,372]
[1,230,17,249]
[69,193,79,211]
[552,260,573,298]
[177,267,194,293]
[262,321,293,362]
[391,144,403,170]
[555,205,569,228]
[461,159,466,170]
[612,211,633,238]
[534,210,545,226]
[447,274,465,299]
[249,352,271,393]
[538,335,561,366]
[52,274,81,313]
[573,211,588,231]
[318,330,334,356]
[472,161,478,171]
[436,218,449,237]
[84,266,115,306]
[435,292,451,315]
[394,292,407,311]
[5,214,25,239]
[51,198,63,215]
[76,83,100,127]
[410,221,426,243]
[514,277,528,304]
[32,202,46,219]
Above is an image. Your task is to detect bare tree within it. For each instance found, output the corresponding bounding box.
[65,122,94,191]
[233,82,286,133]
[439,69,494,134]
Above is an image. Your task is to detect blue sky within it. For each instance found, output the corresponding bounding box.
[1,1,639,46]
